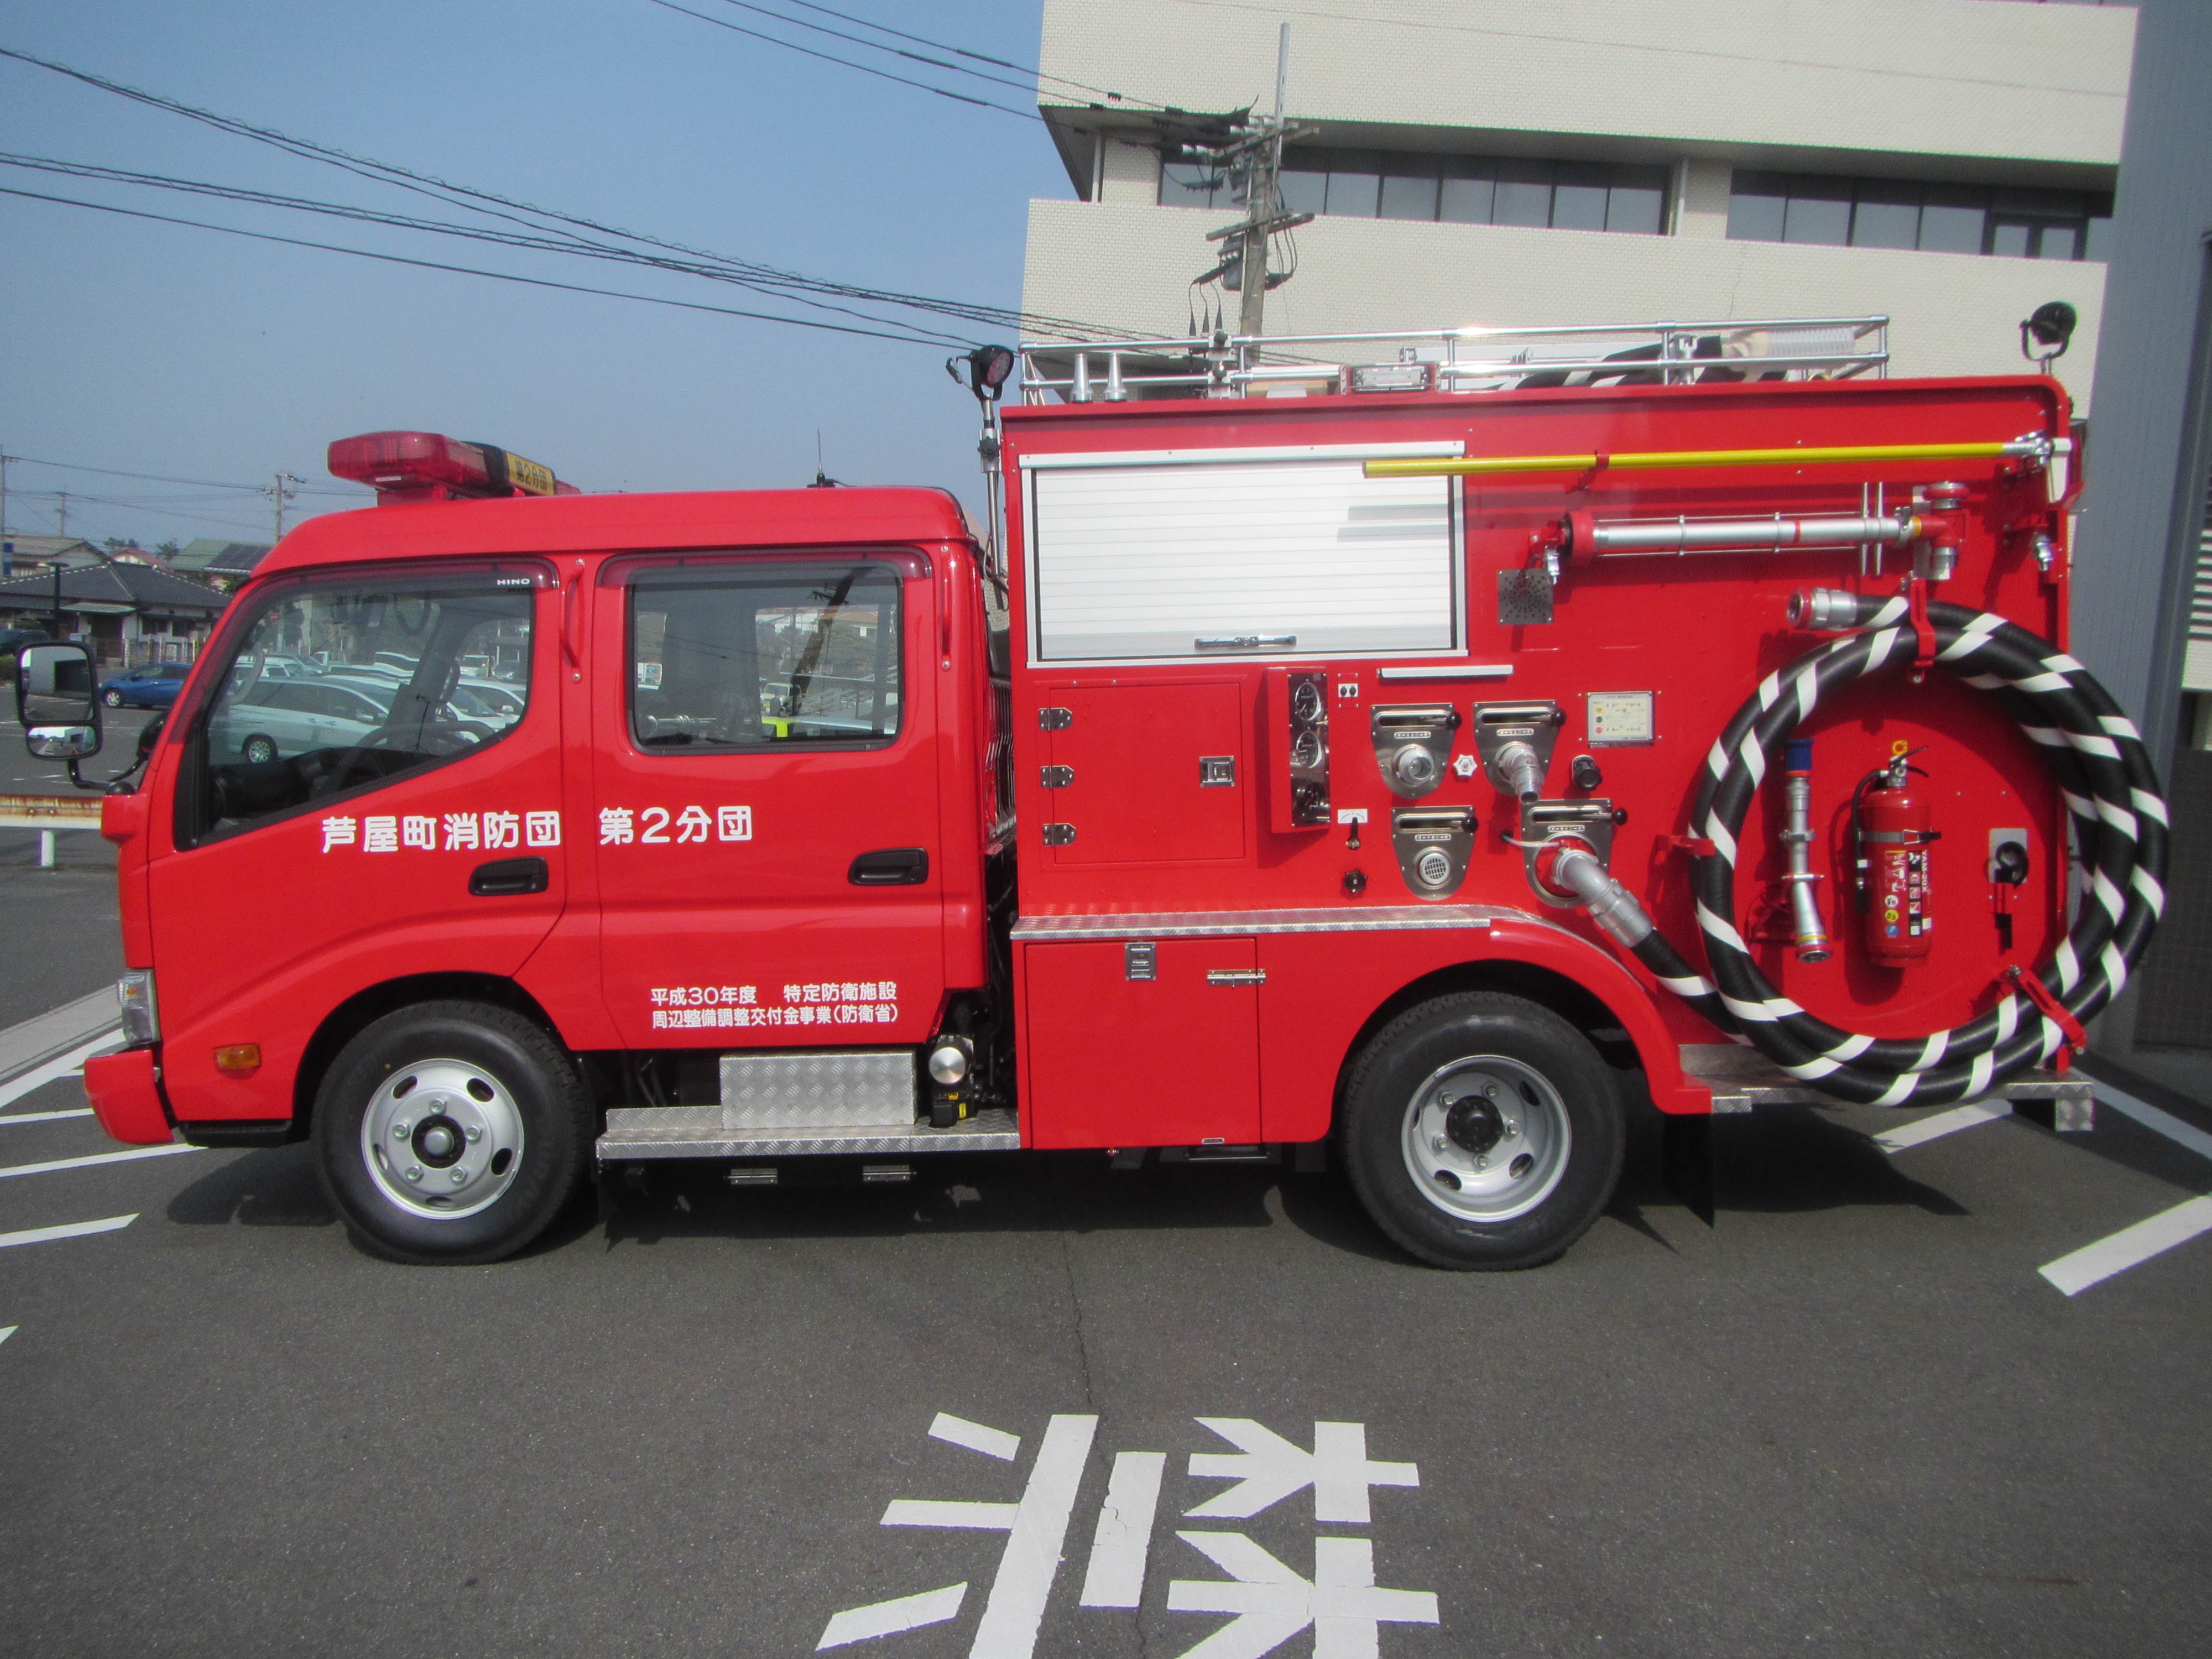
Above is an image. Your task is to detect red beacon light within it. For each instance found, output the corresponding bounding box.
[327,430,580,505]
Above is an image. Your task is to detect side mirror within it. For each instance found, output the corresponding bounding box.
[17,642,103,763]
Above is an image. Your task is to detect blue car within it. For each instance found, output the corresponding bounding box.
[98,662,192,708]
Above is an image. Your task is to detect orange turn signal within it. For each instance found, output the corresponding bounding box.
[213,1044,262,1075]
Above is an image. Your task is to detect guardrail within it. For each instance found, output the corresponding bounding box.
[0,794,102,869]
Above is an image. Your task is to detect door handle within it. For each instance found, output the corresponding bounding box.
[848,847,929,886]
[1207,969,1266,987]
[469,855,549,896]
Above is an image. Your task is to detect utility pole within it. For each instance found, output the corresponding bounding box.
[54,490,68,538]
[266,472,303,541]
[1237,24,1293,341]
[1187,24,1309,369]
[1,446,11,577]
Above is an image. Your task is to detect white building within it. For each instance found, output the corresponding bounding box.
[1021,0,2133,410]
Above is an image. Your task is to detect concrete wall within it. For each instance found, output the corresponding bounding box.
[1024,199,2108,407]
[1039,0,2132,175]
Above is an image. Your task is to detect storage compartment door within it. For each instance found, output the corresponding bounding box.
[1022,938,1260,1148]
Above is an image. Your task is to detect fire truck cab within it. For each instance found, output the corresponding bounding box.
[31,320,2154,1272]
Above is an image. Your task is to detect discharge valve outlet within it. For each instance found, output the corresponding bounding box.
[1473,702,1565,803]
[1370,705,1461,800]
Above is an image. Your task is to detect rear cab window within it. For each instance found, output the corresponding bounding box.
[627,562,903,752]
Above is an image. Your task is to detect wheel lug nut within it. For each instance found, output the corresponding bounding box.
[1484,1083,1499,1098]
[1476,1155,1489,1171]
[449,1168,467,1185]
[1431,1134,1447,1153]
[465,1125,483,1142]
[404,1166,422,1182]
[393,1123,410,1139]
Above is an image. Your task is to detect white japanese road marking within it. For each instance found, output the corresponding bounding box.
[0,1109,95,1126]
[0,1144,201,1180]
[1079,1451,1167,1609]
[0,1326,15,1346]
[1874,1100,2012,1153]
[2040,1196,2212,1297]
[931,1411,1021,1461]
[0,1030,118,1112]
[1167,1532,1438,1659]
[0,1214,136,1249]
[817,1584,967,1651]
[1186,1419,1419,1523]
[883,1501,1016,1529]
[971,1415,1098,1659]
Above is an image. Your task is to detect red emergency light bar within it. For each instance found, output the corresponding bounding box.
[327,430,580,505]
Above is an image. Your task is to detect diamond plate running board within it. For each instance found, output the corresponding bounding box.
[597,1107,1021,1161]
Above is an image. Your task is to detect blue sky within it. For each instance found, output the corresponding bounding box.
[0,0,1079,549]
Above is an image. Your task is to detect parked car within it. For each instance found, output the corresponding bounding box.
[98,662,192,708]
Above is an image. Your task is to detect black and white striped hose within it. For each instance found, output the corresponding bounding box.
[1559,591,2167,1108]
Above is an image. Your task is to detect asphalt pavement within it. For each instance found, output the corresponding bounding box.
[0,706,2206,1656]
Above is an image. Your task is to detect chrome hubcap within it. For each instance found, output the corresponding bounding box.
[1401,1055,1571,1223]
[360,1059,524,1221]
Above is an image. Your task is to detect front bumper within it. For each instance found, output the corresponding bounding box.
[82,1047,174,1145]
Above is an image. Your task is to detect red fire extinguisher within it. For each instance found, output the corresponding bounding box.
[1854,752,1941,966]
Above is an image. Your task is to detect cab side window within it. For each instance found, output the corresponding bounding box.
[181,574,535,843]
[629,564,901,750]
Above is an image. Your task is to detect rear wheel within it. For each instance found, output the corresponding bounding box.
[1342,992,1623,1270]
[102,688,124,707]
[240,733,278,765]
[313,1000,591,1264]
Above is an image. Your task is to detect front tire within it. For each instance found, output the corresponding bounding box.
[313,1001,591,1264]
[1342,992,1624,1270]
[102,688,124,707]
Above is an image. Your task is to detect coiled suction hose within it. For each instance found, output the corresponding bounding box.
[1597,591,2167,1107]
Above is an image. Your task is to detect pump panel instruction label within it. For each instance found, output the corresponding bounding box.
[1585,691,1655,745]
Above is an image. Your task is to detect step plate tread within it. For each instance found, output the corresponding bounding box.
[1681,1043,2094,1120]
[598,1108,1021,1161]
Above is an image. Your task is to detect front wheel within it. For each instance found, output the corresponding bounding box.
[313,1000,592,1264]
[1342,992,1624,1270]
[102,688,124,707]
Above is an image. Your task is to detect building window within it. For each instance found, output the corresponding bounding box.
[1728,171,2113,260]
[1164,147,1667,234]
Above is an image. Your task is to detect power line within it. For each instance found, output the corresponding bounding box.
[643,0,1041,121]
[0,184,980,347]
[4,487,290,536]
[0,152,979,348]
[774,0,1171,108]
[0,45,1156,345]
[705,0,1045,100]
[0,449,361,497]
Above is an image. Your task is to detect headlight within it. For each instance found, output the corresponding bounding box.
[117,970,160,1046]
[927,1041,970,1087]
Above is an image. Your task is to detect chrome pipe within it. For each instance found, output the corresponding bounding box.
[1590,514,1921,556]
[1782,747,1830,963]
[1547,844,1655,949]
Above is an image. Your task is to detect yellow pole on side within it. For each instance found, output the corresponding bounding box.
[1364,441,2020,479]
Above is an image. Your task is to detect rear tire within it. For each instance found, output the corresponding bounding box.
[102,688,124,707]
[313,1000,591,1265]
[1342,992,1623,1270]
[241,733,278,764]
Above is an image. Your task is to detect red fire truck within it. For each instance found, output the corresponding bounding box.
[15,317,2163,1270]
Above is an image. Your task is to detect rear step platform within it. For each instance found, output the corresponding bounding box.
[1680,1043,2095,1129]
[597,1105,1020,1161]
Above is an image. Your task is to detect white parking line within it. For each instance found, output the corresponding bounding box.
[1875,1100,2012,1153]
[2039,1196,2212,1296]
[0,1109,95,1126]
[0,1144,200,1180]
[0,1030,119,1112]
[2093,1082,2212,1165]
[0,1214,137,1249]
